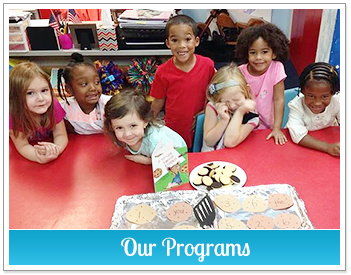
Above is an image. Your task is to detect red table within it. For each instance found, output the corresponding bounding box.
[9,127,340,229]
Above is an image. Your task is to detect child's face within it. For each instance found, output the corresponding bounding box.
[166,24,199,65]
[110,112,148,151]
[25,76,52,117]
[67,65,102,113]
[303,80,333,114]
[218,86,246,113]
[248,37,276,76]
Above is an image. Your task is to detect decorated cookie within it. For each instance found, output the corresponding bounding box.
[247,214,274,229]
[214,194,241,212]
[242,195,268,212]
[172,224,196,229]
[166,202,193,222]
[126,204,156,225]
[268,194,294,210]
[274,213,301,229]
[153,168,162,178]
[218,217,247,229]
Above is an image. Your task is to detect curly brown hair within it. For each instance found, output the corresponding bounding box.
[235,23,290,63]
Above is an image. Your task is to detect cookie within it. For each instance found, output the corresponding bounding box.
[202,176,213,186]
[166,202,193,222]
[214,194,241,212]
[219,175,232,185]
[193,176,203,186]
[247,214,274,229]
[242,195,268,212]
[153,168,162,178]
[268,194,294,210]
[218,217,247,229]
[230,175,241,183]
[198,167,209,176]
[172,224,196,229]
[274,213,301,229]
[126,204,156,225]
[223,164,237,173]
[180,164,188,173]
[212,181,223,188]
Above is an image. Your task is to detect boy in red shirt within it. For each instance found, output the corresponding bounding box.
[150,14,215,149]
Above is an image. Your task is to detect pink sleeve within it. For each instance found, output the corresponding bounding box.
[273,61,287,85]
[54,98,65,123]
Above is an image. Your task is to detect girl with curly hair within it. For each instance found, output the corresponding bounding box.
[236,23,290,145]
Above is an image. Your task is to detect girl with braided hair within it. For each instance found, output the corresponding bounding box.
[286,62,340,156]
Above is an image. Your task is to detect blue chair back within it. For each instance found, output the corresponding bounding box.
[192,113,205,152]
[282,87,299,128]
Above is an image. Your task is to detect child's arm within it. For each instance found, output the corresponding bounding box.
[125,154,152,165]
[51,120,68,154]
[299,135,340,157]
[151,98,165,118]
[10,131,58,164]
[266,80,288,145]
[223,100,256,148]
[203,103,230,147]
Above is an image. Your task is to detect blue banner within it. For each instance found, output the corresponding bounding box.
[9,230,340,266]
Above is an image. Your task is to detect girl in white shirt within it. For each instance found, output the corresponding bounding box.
[58,53,111,135]
[286,62,340,156]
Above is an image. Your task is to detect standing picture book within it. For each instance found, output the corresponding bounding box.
[151,140,189,192]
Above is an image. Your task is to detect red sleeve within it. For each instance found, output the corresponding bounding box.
[150,65,167,99]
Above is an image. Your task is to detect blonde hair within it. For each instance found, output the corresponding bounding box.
[206,63,252,103]
[9,62,55,138]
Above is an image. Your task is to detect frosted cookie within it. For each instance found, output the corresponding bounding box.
[198,167,209,176]
[268,194,294,210]
[247,214,274,229]
[242,195,268,212]
[172,224,196,229]
[153,168,162,178]
[214,194,241,212]
[274,213,301,229]
[223,164,237,173]
[193,176,203,186]
[220,175,232,185]
[166,202,193,222]
[126,204,156,225]
[202,176,213,186]
[218,217,247,229]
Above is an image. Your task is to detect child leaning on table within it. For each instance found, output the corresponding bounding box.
[104,89,186,165]
[9,62,68,164]
[201,63,259,152]
[57,52,111,135]
[286,62,340,157]
[150,14,215,149]
[236,23,290,145]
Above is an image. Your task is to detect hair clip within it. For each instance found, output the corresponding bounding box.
[208,80,240,95]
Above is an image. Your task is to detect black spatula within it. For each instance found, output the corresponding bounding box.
[194,194,216,228]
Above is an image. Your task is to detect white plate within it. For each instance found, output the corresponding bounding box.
[189,161,247,191]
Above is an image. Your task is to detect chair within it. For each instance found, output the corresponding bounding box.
[282,87,299,128]
[192,113,205,152]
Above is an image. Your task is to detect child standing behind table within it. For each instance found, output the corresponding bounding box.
[150,14,215,149]
[104,90,186,165]
[57,53,111,134]
[236,23,290,145]
[287,62,340,156]
[9,62,68,164]
[202,63,259,152]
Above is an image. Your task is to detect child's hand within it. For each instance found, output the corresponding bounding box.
[237,99,256,113]
[326,142,340,157]
[34,142,60,163]
[215,102,231,121]
[125,154,152,165]
[266,128,287,145]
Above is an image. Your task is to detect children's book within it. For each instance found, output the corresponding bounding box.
[151,140,189,192]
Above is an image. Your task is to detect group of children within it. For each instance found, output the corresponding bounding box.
[9,14,340,165]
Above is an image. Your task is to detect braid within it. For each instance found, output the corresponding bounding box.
[57,68,70,105]
[299,62,340,94]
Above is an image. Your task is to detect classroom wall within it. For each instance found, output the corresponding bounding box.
[271,9,292,39]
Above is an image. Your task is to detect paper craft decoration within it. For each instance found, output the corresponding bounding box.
[94,60,124,95]
[126,57,159,94]
[151,139,189,192]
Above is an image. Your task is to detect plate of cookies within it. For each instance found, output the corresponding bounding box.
[189,161,247,191]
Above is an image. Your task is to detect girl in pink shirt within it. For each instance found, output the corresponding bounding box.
[236,23,289,145]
